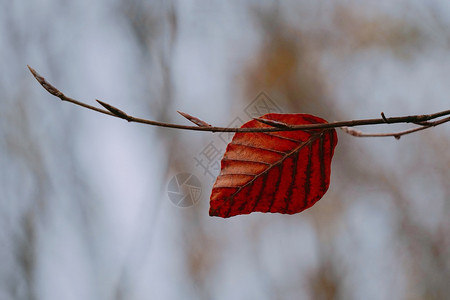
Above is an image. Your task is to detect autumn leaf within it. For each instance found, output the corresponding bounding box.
[209,113,338,218]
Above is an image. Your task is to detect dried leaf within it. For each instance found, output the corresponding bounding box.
[210,113,338,218]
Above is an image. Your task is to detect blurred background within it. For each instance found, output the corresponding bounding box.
[1,1,449,299]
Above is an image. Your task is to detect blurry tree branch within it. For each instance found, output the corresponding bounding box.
[341,115,450,139]
[28,65,450,137]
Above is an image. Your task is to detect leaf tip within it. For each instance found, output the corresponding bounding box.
[28,65,64,98]
[178,110,211,127]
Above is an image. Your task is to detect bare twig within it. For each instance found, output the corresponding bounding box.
[341,116,450,139]
[28,65,450,135]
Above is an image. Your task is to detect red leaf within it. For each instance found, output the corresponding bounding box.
[209,113,338,218]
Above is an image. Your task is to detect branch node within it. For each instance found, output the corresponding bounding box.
[177,111,212,127]
[340,126,362,137]
[253,117,291,128]
[96,100,132,121]
[415,115,428,122]
[381,112,388,123]
[414,121,432,126]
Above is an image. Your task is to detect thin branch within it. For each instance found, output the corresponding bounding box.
[341,116,450,139]
[28,65,450,135]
